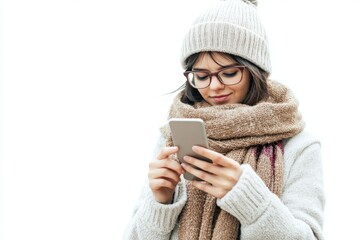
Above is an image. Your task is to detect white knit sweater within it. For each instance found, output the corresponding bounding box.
[123,130,325,240]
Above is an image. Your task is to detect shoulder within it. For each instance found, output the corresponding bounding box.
[284,130,321,157]
[282,130,322,182]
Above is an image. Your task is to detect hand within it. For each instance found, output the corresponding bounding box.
[148,146,184,204]
[181,146,242,199]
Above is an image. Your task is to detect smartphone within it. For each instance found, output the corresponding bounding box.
[169,118,211,181]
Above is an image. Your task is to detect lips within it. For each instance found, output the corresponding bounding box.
[211,93,231,104]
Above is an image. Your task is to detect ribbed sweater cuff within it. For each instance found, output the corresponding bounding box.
[217,164,272,225]
[137,180,187,234]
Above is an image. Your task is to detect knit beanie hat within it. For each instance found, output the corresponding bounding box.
[180,0,271,74]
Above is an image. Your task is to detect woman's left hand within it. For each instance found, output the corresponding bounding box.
[181,146,242,199]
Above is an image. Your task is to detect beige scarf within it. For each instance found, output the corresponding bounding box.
[160,80,304,240]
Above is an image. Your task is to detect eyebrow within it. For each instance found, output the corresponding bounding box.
[192,63,239,71]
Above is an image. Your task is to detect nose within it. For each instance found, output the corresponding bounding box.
[209,75,225,89]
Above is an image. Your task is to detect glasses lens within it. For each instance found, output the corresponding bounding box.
[187,71,210,89]
[218,67,243,85]
[185,67,243,89]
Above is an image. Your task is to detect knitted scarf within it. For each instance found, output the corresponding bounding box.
[160,80,304,240]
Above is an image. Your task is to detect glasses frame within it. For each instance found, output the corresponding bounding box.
[183,65,246,89]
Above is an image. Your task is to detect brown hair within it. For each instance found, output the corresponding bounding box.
[180,52,269,106]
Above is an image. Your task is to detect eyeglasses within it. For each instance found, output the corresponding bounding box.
[183,65,245,89]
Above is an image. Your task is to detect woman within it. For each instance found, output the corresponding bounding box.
[124,0,325,239]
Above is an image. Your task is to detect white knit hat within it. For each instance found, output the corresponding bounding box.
[180,0,271,73]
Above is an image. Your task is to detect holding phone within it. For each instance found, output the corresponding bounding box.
[169,118,211,181]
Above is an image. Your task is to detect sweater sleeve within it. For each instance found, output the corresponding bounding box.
[217,133,325,240]
[123,179,187,240]
[123,135,188,240]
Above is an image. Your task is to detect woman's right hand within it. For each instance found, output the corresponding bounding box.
[148,146,184,204]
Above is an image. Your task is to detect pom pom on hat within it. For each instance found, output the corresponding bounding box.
[245,0,258,6]
[180,0,271,73]
[220,0,258,7]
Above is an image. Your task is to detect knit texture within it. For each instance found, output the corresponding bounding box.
[123,131,325,239]
[180,0,271,73]
[160,80,304,239]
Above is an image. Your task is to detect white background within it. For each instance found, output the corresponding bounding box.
[1,0,359,239]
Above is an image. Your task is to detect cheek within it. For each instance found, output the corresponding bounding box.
[198,88,208,98]
[234,81,251,102]
[233,89,246,103]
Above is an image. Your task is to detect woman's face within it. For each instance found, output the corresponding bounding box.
[193,52,251,106]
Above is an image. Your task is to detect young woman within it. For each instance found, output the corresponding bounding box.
[124,0,325,239]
